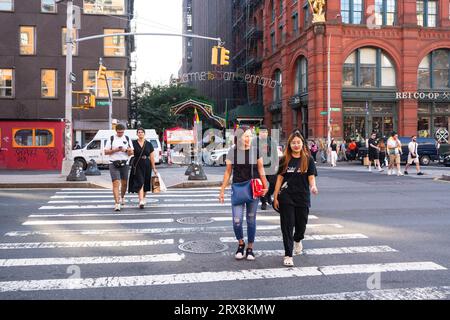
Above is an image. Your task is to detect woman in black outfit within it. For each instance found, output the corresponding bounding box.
[128,128,158,209]
[273,130,319,267]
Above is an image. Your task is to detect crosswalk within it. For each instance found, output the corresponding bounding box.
[0,187,448,299]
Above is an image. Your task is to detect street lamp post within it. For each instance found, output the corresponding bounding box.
[61,0,74,176]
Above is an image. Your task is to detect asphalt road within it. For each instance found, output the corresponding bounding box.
[0,166,449,300]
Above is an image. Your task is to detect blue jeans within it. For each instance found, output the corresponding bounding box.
[232,199,259,244]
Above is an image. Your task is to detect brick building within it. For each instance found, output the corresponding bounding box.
[0,0,135,146]
[233,0,450,143]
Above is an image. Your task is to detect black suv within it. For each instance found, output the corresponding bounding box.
[357,137,439,166]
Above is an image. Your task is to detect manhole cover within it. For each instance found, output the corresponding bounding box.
[178,240,228,254]
[176,217,214,225]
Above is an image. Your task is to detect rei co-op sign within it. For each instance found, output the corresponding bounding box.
[396,91,450,100]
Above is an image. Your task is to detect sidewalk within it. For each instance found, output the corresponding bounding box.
[0,164,225,189]
[315,160,450,180]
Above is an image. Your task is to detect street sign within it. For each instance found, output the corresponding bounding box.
[331,108,341,112]
[320,111,328,115]
[96,100,110,107]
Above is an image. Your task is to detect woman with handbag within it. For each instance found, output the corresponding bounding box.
[273,130,319,267]
[219,126,268,261]
[128,128,158,209]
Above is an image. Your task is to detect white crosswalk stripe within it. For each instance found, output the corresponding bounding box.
[0,187,447,299]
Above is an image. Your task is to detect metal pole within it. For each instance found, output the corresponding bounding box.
[61,0,73,176]
[327,34,331,149]
[106,77,113,130]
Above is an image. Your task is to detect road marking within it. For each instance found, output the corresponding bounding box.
[5,224,330,237]
[55,190,222,195]
[220,234,369,242]
[222,246,398,257]
[0,239,173,250]
[0,262,445,293]
[28,211,317,219]
[23,218,174,226]
[254,286,450,300]
[0,253,185,267]
[60,188,225,191]
[39,203,232,210]
[51,194,230,199]
[47,198,230,204]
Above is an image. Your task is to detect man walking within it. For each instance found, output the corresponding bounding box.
[255,125,279,210]
[404,135,424,176]
[368,132,383,172]
[104,124,134,211]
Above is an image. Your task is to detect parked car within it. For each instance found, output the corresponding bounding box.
[440,151,450,167]
[357,137,439,166]
[72,129,162,170]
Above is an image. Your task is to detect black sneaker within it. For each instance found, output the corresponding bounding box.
[246,248,255,261]
[261,203,267,210]
[235,243,245,260]
[404,171,408,175]
[417,172,424,176]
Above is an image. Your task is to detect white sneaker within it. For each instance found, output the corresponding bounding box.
[283,256,294,267]
[120,198,125,206]
[294,241,303,255]
[397,172,404,176]
[114,203,121,212]
[368,167,372,172]
[139,201,145,209]
[378,168,384,172]
[387,170,392,176]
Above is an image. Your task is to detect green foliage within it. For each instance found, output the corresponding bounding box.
[132,82,209,134]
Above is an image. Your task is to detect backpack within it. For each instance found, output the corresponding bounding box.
[110,135,131,150]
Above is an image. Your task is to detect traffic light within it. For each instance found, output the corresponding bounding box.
[211,46,219,65]
[89,95,96,108]
[98,64,107,81]
[220,47,230,66]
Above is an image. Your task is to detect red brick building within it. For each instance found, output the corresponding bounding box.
[238,0,450,143]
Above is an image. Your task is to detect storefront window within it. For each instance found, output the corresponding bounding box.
[14,129,33,147]
[418,103,450,143]
[418,116,430,137]
[35,129,53,146]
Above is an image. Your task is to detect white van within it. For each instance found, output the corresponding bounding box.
[73,129,162,170]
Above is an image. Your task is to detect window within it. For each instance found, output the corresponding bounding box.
[41,69,57,98]
[273,70,282,102]
[13,128,54,148]
[0,69,13,98]
[271,0,275,22]
[41,0,56,13]
[62,28,78,55]
[279,25,284,44]
[343,48,396,88]
[375,0,396,26]
[417,0,437,27]
[87,140,101,150]
[341,0,363,24]
[279,0,283,15]
[271,31,276,52]
[104,29,125,57]
[292,12,299,34]
[0,0,13,11]
[83,0,125,15]
[20,26,36,55]
[418,49,450,89]
[294,57,308,94]
[303,2,310,28]
[83,70,125,98]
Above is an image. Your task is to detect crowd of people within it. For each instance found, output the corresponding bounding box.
[307,132,425,176]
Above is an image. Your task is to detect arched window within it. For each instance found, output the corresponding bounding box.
[343,47,396,88]
[294,57,308,94]
[418,49,450,89]
[273,69,282,102]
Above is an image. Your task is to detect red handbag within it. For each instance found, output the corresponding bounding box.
[251,178,264,199]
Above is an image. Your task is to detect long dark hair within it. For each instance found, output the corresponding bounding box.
[281,130,310,174]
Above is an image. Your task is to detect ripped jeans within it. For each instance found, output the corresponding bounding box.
[232,199,259,244]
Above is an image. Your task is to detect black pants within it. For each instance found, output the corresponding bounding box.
[279,204,309,257]
[261,175,276,204]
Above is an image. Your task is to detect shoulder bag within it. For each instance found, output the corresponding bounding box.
[231,149,263,206]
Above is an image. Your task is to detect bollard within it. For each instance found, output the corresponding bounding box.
[188,163,208,181]
[85,159,101,176]
[66,161,87,181]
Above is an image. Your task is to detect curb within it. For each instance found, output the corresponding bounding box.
[0,182,108,189]
[169,181,224,189]
[440,174,450,182]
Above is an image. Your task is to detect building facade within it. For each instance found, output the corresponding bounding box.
[0,0,135,146]
[233,0,450,144]
[180,0,233,115]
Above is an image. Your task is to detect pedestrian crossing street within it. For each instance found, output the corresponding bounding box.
[0,187,448,299]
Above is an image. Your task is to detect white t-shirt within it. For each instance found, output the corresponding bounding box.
[387,137,400,154]
[104,135,133,161]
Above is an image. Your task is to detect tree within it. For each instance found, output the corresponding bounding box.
[132,82,210,134]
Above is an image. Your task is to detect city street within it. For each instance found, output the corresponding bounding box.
[0,166,449,300]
